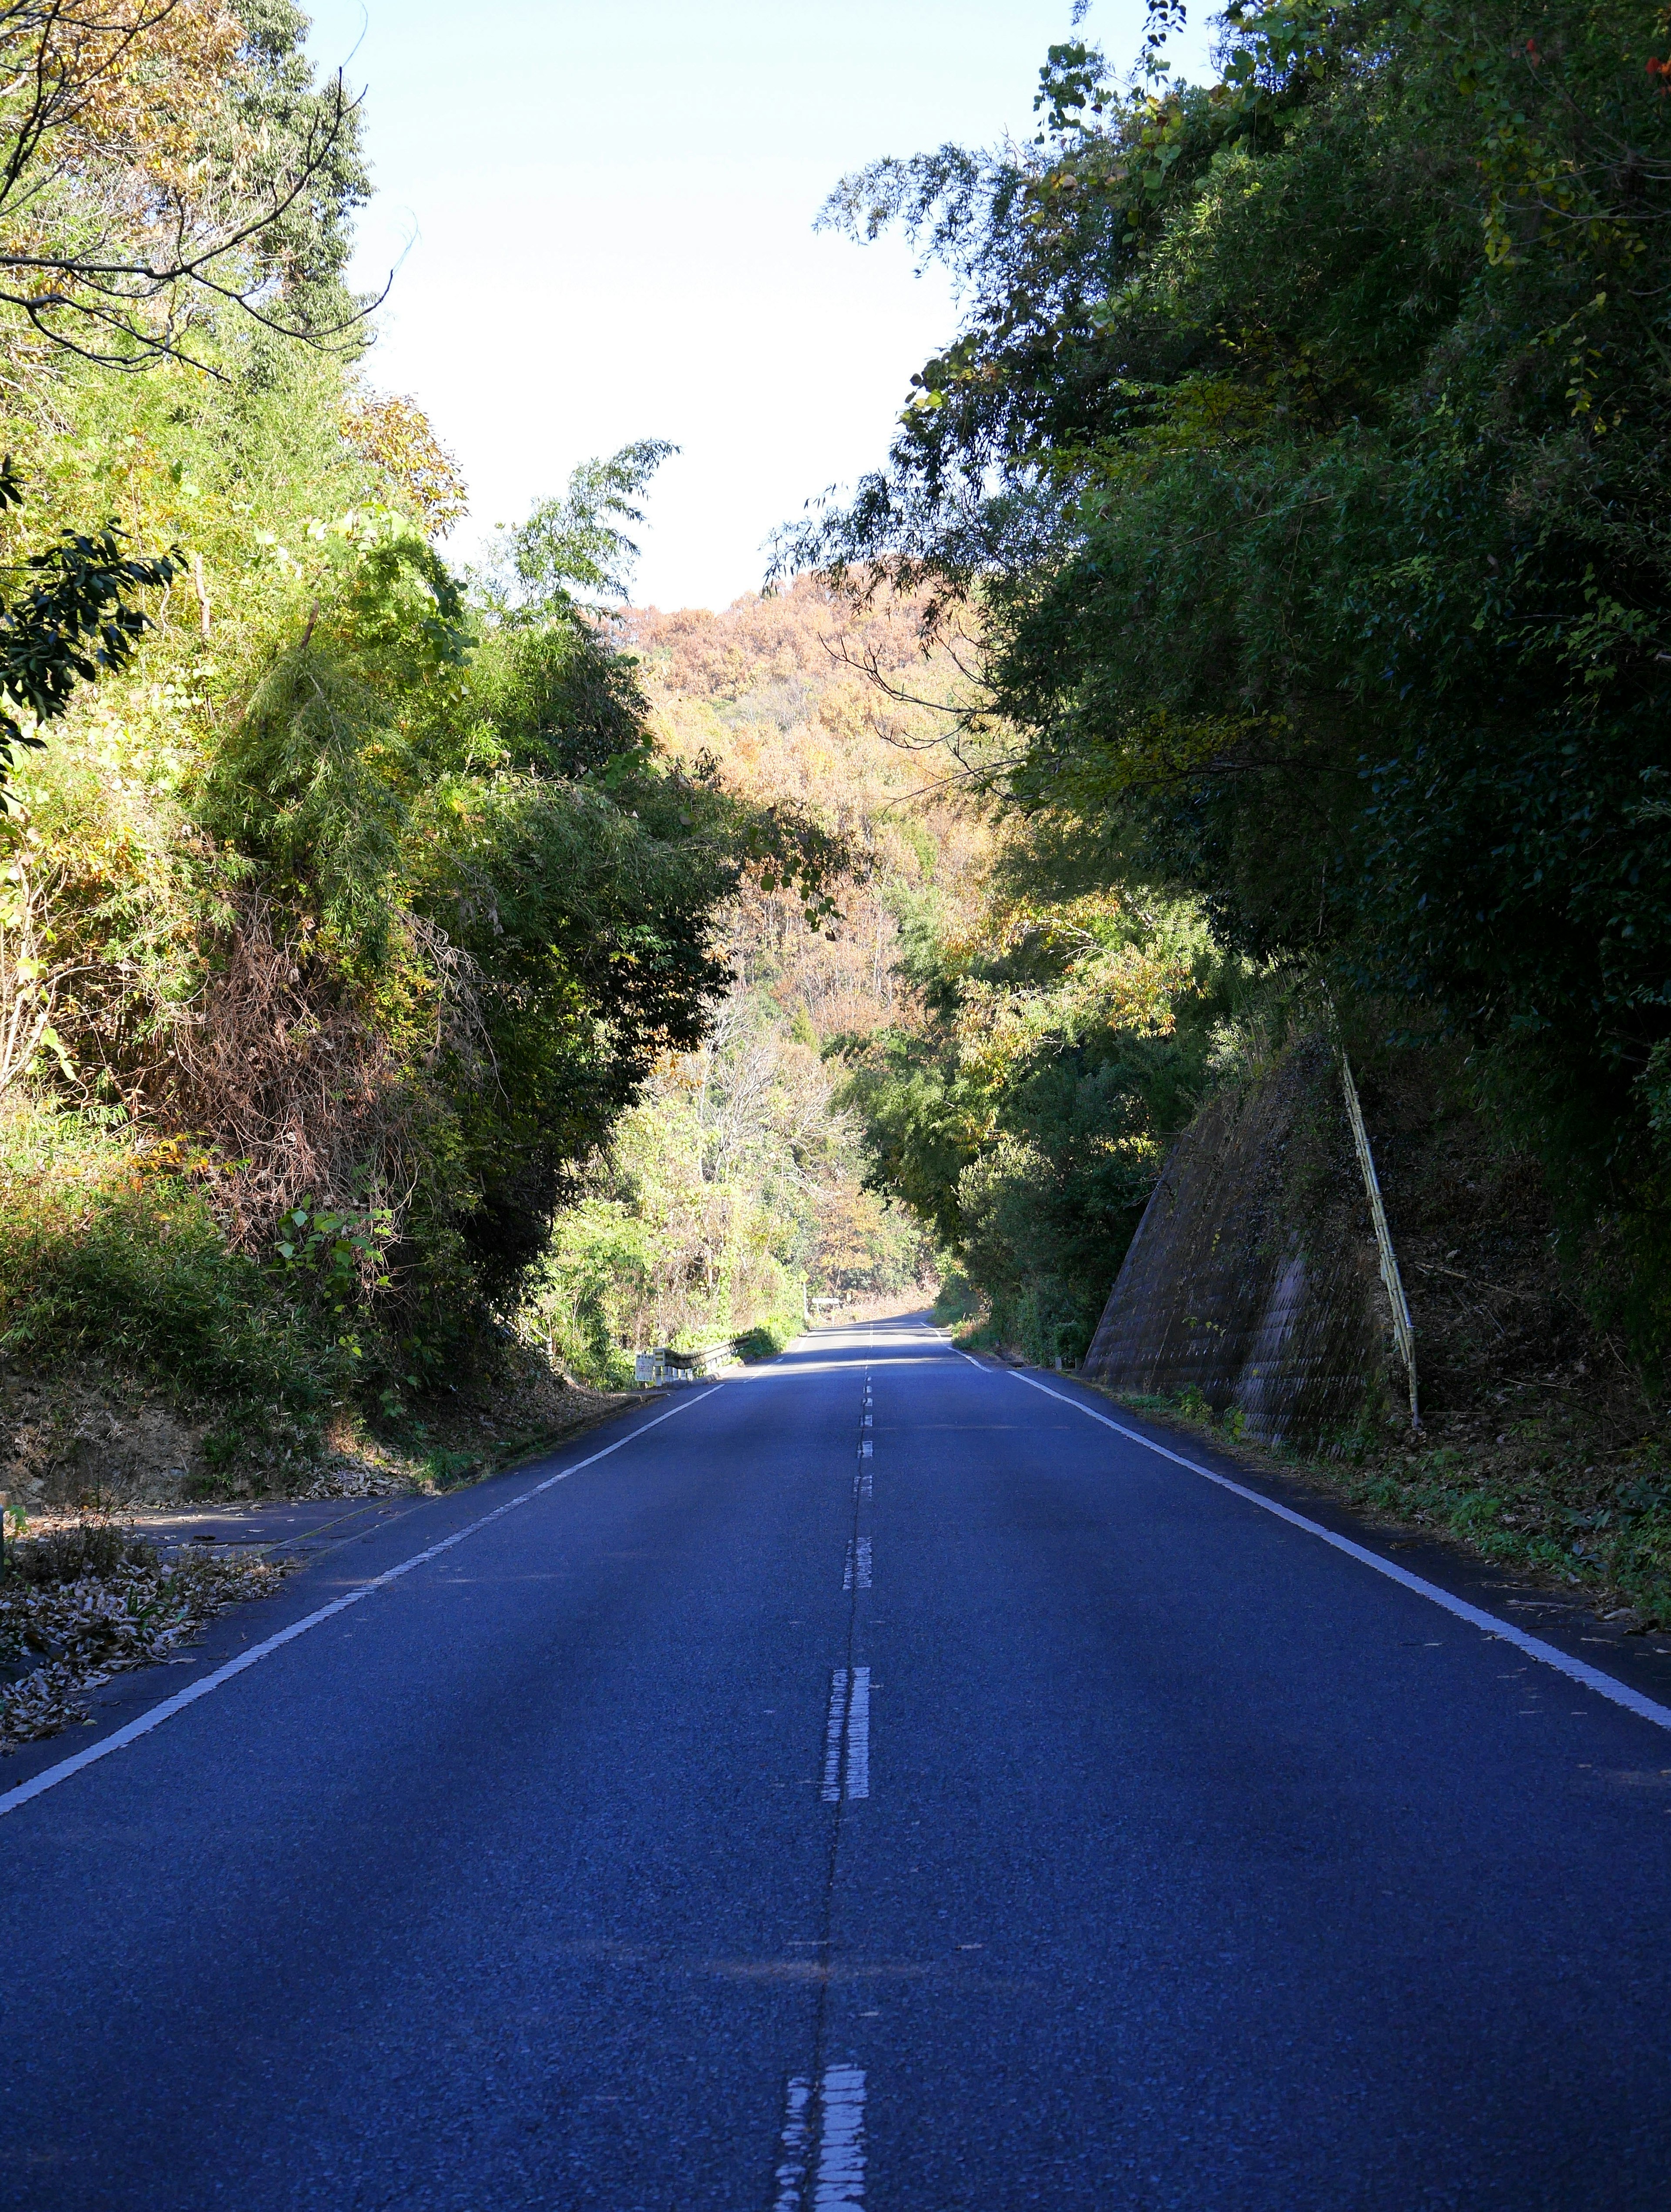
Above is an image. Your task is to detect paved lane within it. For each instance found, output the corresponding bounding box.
[3,1317,1670,2209]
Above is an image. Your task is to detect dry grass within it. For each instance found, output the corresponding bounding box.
[163,895,411,1256]
[1,1330,634,1516]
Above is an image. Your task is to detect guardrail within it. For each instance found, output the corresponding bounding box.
[634,1342,742,1385]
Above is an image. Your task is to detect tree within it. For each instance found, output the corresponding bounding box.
[0,0,371,370]
[0,458,175,793]
[477,438,678,618]
[784,0,1671,1337]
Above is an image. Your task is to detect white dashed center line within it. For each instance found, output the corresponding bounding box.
[843,1670,870,1799]
[820,1667,872,1802]
[773,2076,812,2211]
[813,2064,868,2206]
[774,2064,868,2210]
[859,1439,872,1458]
[843,1538,872,1592]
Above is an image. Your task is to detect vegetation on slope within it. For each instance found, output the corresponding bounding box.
[517,582,981,1381]
[775,0,1671,1316]
[0,4,845,1507]
[789,0,1671,1361]
[779,0,1671,1614]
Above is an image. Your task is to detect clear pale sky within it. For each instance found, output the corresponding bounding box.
[302,2,1218,610]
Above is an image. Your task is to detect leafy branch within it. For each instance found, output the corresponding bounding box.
[0,458,178,792]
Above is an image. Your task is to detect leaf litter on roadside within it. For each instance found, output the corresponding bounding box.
[0,1524,292,1747]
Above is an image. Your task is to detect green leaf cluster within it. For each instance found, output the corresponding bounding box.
[791,0,1671,1351]
[0,361,842,1421]
[833,878,1243,1364]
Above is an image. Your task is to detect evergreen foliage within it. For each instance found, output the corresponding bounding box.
[786,0,1671,1356]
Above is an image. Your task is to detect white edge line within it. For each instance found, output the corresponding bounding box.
[1000,1367,1671,1735]
[0,1387,725,1819]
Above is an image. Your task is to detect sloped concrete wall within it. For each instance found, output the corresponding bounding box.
[1081,1034,1392,1444]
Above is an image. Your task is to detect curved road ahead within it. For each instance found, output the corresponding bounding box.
[5,1316,1671,2209]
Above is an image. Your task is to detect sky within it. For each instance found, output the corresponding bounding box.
[302,1,1219,612]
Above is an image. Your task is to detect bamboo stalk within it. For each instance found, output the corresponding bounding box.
[1339,1046,1419,1429]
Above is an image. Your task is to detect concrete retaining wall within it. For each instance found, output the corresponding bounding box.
[1080,1033,1394,1444]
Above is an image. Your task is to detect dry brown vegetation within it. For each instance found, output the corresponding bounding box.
[0,1519,291,1745]
[629,576,990,1048]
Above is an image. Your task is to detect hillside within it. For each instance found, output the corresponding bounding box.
[514,581,990,1382]
[1,571,989,1515]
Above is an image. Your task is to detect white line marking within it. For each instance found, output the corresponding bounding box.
[859,1439,872,1458]
[814,2064,868,2207]
[843,1538,872,1592]
[861,1413,872,1428]
[820,1667,871,1801]
[773,2074,812,2211]
[844,1668,870,1799]
[774,2065,867,2211]
[1004,1371,1671,1734]
[0,1389,725,1819]
[821,1670,849,1801]
[854,1470,872,1501]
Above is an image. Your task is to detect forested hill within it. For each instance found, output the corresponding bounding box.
[5,0,1671,1634]
[782,0,1671,1621]
[507,580,995,1383]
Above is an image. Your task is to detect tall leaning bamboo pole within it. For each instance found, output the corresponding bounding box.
[1336,1043,1419,1431]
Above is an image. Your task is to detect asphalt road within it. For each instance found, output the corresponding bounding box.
[4,1315,1671,2211]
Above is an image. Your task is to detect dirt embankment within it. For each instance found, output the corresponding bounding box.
[0,1342,633,1516]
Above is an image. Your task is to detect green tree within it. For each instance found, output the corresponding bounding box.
[785,0,1671,1346]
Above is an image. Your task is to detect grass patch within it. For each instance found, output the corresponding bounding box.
[1097,1380,1671,1629]
[0,1107,342,1441]
[419,1447,483,1489]
[932,1271,982,1328]
[734,1316,802,1361]
[3,1520,154,1586]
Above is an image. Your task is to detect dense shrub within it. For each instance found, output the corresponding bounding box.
[0,1111,339,1417]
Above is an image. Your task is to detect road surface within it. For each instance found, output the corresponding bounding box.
[3,1315,1670,2209]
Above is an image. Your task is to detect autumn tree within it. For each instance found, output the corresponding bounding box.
[0,0,369,369]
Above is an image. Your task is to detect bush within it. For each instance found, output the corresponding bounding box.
[4,1522,155,1587]
[933,1274,982,1328]
[734,1316,802,1361]
[0,1108,341,1423]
